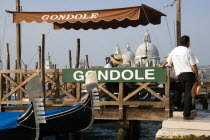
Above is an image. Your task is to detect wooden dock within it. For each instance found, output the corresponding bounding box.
[0,68,171,121]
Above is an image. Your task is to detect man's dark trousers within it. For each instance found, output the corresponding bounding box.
[178,72,196,117]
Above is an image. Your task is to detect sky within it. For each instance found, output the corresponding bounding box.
[0,0,210,69]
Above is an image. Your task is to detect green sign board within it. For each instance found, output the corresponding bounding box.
[62,67,167,83]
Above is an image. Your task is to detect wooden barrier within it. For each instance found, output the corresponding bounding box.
[0,68,171,120]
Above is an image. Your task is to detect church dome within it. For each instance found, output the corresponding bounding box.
[135,43,159,58]
[135,32,159,59]
[135,32,160,67]
[122,44,135,62]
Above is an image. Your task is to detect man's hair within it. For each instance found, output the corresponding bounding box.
[180,35,190,46]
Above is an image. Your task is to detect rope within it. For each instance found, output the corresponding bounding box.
[165,17,174,49]
[17,124,39,130]
[26,51,39,69]
[141,5,162,52]
[24,27,52,69]
[162,0,176,49]
[163,0,176,9]
[141,1,177,52]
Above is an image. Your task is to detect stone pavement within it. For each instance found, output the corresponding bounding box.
[156,111,210,139]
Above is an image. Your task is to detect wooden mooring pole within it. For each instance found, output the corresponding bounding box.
[176,0,181,46]
[117,83,140,140]
[75,38,80,68]
[41,34,46,104]
[16,0,22,103]
[85,55,89,68]
[117,121,141,140]
[38,46,41,69]
[5,43,11,98]
[69,50,72,69]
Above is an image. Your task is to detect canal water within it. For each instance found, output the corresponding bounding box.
[43,120,162,140]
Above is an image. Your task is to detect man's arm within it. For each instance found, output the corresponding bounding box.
[191,64,200,83]
[159,60,168,67]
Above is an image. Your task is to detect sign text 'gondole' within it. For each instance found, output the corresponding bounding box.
[62,68,167,83]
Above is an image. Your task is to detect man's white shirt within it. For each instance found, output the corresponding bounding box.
[167,46,198,76]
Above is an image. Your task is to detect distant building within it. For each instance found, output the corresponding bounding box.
[135,32,160,67]
[45,55,54,69]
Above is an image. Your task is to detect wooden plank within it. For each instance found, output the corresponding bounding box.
[19,72,23,103]
[0,69,62,74]
[123,82,150,101]
[126,108,166,121]
[68,83,76,88]
[136,83,164,102]
[2,73,37,100]
[22,74,29,81]
[123,101,165,108]
[81,93,88,101]
[54,70,60,98]
[98,84,119,101]
[0,101,30,104]
[94,109,119,120]
[60,87,76,101]
[94,108,166,121]
[98,101,119,105]
[46,87,57,97]
[2,74,28,94]
[45,75,56,85]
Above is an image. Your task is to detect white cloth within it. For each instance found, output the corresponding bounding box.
[167,46,198,76]
[104,63,113,68]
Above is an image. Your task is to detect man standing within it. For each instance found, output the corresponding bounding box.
[160,35,199,120]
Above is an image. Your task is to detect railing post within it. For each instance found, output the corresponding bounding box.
[119,82,124,120]
[76,83,81,103]
[19,72,23,106]
[165,67,171,118]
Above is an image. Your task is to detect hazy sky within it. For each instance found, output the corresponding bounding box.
[0,0,210,69]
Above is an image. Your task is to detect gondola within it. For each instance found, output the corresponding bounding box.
[0,94,93,139]
[40,92,94,136]
[0,73,97,139]
[0,103,36,140]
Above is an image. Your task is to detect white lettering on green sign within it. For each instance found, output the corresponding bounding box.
[72,69,155,82]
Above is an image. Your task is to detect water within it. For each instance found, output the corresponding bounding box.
[81,121,162,140]
[43,121,162,140]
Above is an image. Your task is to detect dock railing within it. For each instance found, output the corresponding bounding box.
[0,67,171,121]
